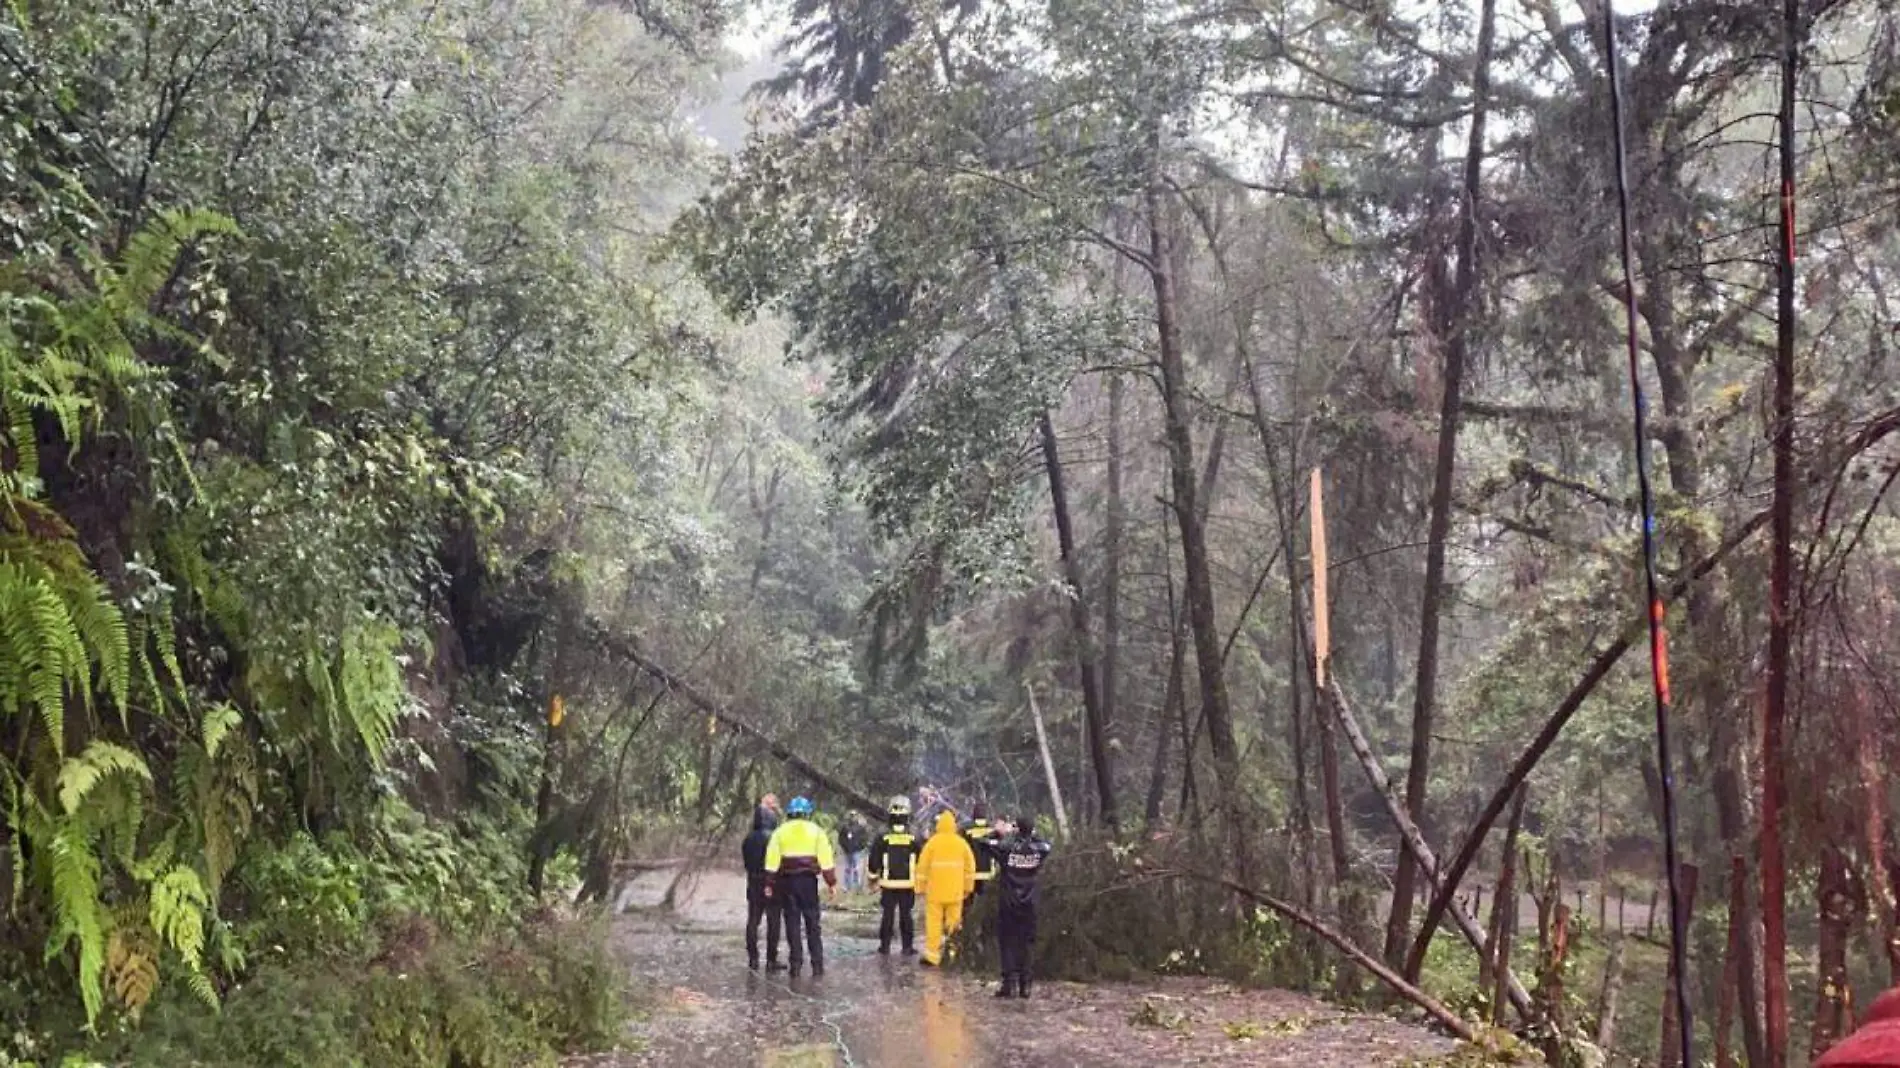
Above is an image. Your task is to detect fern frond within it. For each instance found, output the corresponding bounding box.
[106,929,158,1019]
[202,703,241,761]
[45,821,105,1025]
[58,742,152,815]
[149,865,209,968]
[61,568,128,718]
[185,967,219,1010]
[106,210,238,316]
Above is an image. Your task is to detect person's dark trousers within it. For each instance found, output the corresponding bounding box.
[780,873,824,973]
[878,888,916,952]
[998,903,1037,992]
[745,876,782,968]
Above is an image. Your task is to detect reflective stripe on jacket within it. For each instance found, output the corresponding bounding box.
[964,822,996,879]
[870,827,918,888]
[764,818,836,883]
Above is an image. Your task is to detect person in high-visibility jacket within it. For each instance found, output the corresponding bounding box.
[763,795,837,977]
[962,802,996,897]
[914,810,975,966]
[869,794,919,955]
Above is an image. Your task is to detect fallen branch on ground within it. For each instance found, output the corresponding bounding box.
[1177,869,1476,1043]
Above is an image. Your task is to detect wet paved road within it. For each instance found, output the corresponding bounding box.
[568,865,1461,1068]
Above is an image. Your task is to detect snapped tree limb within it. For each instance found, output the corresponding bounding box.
[589,623,886,819]
[1321,677,1536,1022]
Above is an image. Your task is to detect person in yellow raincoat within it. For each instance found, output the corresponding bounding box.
[914,810,975,966]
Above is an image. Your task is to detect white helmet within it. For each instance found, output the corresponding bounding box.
[888,794,913,817]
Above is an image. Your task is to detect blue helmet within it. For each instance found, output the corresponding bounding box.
[788,795,813,817]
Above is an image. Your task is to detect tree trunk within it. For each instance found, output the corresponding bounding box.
[1327,679,1532,1019]
[1103,368,1126,796]
[1027,683,1074,840]
[1762,5,1802,1066]
[1145,610,1184,828]
[1810,844,1853,1060]
[1488,786,1527,1027]
[1718,856,1747,1068]
[1537,903,1571,1064]
[1145,180,1248,879]
[1659,864,1702,1068]
[1388,0,1495,965]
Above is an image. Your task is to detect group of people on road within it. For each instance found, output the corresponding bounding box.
[742,791,1051,998]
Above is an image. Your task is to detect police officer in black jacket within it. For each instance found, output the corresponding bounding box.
[973,813,1052,998]
[741,804,783,971]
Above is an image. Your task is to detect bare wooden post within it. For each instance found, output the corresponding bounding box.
[1647,887,1659,939]
[1027,683,1073,840]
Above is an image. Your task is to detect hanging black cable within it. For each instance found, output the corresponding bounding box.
[1599,5,1695,1065]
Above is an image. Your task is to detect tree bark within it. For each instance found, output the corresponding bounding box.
[1325,678,1533,1019]
[1196,874,1476,1043]
[1145,610,1184,828]
[1810,844,1853,1060]
[1103,368,1126,794]
[1027,683,1074,840]
[1145,180,1248,879]
[1762,4,1802,1065]
[1659,864,1702,1068]
[1040,409,1119,826]
[1718,855,1747,1068]
[1387,0,1496,967]
[1488,788,1527,1027]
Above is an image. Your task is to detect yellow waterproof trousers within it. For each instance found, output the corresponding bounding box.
[922,898,964,964]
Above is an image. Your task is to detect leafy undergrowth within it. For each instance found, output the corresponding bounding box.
[4,913,631,1068]
[953,834,1324,988]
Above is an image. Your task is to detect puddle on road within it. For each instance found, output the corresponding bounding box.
[760,1045,839,1067]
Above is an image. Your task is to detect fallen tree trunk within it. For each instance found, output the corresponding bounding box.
[1323,678,1535,1021]
[1184,871,1474,1042]
[590,624,885,819]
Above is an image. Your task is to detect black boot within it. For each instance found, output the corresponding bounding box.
[766,960,786,973]
[812,962,825,978]
[877,943,891,955]
[748,955,760,971]
[1016,975,1031,999]
[994,976,1016,998]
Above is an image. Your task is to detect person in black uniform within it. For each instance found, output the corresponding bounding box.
[868,794,919,955]
[741,804,783,971]
[973,813,1052,998]
[962,802,997,898]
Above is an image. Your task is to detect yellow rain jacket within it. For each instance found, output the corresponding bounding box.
[915,811,975,965]
[916,811,975,904]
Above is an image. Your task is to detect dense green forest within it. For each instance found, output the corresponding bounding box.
[4,0,1900,1064]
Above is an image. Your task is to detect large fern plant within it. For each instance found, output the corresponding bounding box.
[0,207,240,1026]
